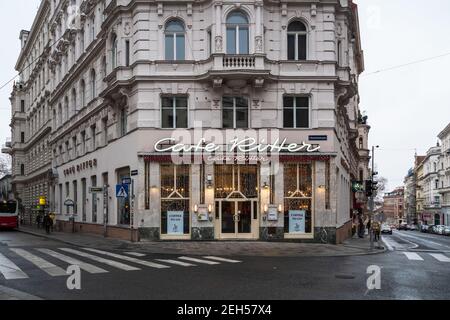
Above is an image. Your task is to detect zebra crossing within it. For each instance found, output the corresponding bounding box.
[402,251,450,262]
[0,247,242,281]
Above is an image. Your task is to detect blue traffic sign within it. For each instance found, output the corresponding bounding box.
[116,184,129,198]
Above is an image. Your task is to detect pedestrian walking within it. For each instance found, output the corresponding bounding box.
[373,221,381,242]
[43,213,52,234]
[36,214,42,229]
[366,219,372,235]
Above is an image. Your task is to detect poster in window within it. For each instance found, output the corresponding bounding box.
[167,211,184,235]
[289,210,306,233]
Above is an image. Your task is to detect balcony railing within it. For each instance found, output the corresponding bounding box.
[223,55,256,69]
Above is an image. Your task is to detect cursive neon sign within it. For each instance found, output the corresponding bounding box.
[154,138,320,153]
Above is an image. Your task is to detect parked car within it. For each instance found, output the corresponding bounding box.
[381,224,393,235]
[407,224,418,231]
[421,225,432,233]
[443,226,450,236]
[398,223,408,231]
[433,225,446,235]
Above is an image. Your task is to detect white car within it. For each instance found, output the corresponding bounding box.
[381,224,393,235]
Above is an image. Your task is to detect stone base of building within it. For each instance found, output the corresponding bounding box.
[56,221,139,242]
[54,221,352,244]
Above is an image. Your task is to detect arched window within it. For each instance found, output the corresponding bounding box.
[80,79,86,107]
[101,55,107,78]
[287,21,307,60]
[226,11,249,54]
[165,20,185,60]
[111,34,118,68]
[90,69,96,100]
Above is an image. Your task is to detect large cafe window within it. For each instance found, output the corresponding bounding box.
[161,165,190,236]
[284,163,313,235]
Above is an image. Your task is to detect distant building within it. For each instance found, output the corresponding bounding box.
[414,155,426,224]
[438,123,450,226]
[382,187,405,225]
[0,175,13,201]
[417,144,442,225]
[403,168,416,224]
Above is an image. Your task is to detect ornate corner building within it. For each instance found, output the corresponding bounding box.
[3,0,370,243]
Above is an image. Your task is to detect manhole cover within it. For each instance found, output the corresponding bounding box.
[335,274,355,280]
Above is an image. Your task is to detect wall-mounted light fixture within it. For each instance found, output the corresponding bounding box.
[278,204,283,213]
[318,185,326,190]
[264,204,269,214]
[263,182,270,190]
[208,204,213,213]
[194,204,199,213]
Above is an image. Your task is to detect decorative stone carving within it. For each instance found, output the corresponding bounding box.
[215,36,223,52]
[254,78,264,88]
[124,22,131,36]
[311,4,317,17]
[255,36,263,53]
[157,3,163,16]
[281,3,287,16]
[213,78,223,88]
[187,3,193,16]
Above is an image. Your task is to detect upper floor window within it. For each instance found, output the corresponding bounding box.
[287,21,307,60]
[90,69,96,100]
[111,34,118,69]
[20,100,25,112]
[119,107,128,137]
[283,96,310,129]
[226,11,249,54]
[165,20,185,60]
[162,96,188,129]
[80,79,86,107]
[223,96,248,129]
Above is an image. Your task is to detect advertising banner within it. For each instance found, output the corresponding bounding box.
[167,211,184,235]
[289,210,306,233]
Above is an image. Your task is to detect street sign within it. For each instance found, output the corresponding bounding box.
[90,187,104,193]
[122,178,132,185]
[131,170,138,176]
[116,184,129,198]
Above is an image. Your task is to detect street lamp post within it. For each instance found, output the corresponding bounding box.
[369,145,379,250]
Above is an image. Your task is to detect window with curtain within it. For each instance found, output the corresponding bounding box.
[287,21,307,60]
[222,96,248,129]
[226,11,249,54]
[165,20,185,60]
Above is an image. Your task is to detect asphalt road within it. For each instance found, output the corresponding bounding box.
[0,230,449,300]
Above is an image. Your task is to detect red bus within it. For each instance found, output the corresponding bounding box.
[0,200,19,229]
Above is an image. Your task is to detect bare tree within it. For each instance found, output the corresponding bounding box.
[0,155,12,178]
[373,176,388,209]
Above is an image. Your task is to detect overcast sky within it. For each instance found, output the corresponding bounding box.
[1,0,450,191]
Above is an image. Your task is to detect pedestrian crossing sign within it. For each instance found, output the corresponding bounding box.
[116,184,129,198]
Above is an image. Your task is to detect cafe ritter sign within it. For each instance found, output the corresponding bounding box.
[154,137,321,154]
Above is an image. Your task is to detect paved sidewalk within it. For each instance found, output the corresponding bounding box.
[0,285,42,300]
[18,226,385,257]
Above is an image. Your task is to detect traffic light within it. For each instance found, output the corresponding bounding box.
[372,180,379,192]
[365,180,373,197]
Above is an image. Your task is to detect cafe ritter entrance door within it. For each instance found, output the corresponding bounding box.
[214,165,259,240]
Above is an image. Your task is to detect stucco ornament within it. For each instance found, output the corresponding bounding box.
[215,36,223,52]
[124,22,131,36]
[255,36,263,53]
